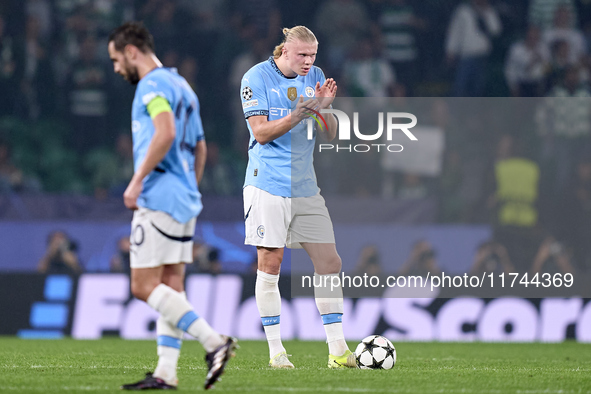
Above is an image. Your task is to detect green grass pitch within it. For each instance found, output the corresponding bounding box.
[0,338,590,393]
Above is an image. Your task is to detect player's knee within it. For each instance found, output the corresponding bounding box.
[335,254,343,271]
[131,279,158,302]
[257,248,283,275]
[259,260,281,275]
[130,281,147,301]
[321,253,342,274]
[258,256,282,275]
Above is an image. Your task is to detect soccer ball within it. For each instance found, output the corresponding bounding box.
[355,335,396,370]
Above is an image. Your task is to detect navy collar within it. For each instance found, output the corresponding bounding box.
[268,56,297,79]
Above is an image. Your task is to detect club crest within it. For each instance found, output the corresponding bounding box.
[257,225,265,238]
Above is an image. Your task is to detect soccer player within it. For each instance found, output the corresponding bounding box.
[240,26,357,369]
[107,22,236,390]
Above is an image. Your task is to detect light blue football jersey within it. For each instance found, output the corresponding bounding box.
[132,67,204,223]
[241,56,326,197]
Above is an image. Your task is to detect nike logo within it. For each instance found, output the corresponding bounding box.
[151,222,193,242]
[271,88,280,97]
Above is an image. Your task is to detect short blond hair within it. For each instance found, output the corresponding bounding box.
[273,26,317,58]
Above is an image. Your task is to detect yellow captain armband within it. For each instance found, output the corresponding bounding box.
[146,96,172,119]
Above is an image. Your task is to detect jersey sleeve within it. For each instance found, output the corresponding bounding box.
[137,74,175,115]
[241,68,269,119]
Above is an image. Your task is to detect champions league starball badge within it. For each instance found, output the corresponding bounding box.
[242,86,253,100]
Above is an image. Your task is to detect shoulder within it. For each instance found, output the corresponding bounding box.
[311,65,326,81]
[142,68,173,88]
[138,69,174,92]
[137,69,175,105]
[243,60,270,84]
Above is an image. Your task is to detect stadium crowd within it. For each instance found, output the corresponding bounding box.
[1,0,591,273]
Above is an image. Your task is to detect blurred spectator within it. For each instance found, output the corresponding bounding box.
[397,173,429,200]
[37,230,82,274]
[505,26,550,97]
[179,55,199,92]
[110,235,131,274]
[66,35,110,152]
[86,133,133,199]
[230,0,281,43]
[141,0,189,50]
[536,65,591,192]
[469,240,514,275]
[446,0,502,97]
[342,37,396,98]
[0,138,25,193]
[16,15,54,119]
[439,150,464,222]
[371,0,426,91]
[161,48,180,68]
[56,3,96,66]
[489,135,541,272]
[91,0,134,38]
[555,159,591,272]
[0,14,18,117]
[449,112,491,223]
[314,0,370,74]
[190,241,222,274]
[26,0,52,37]
[0,138,40,193]
[530,235,576,274]
[354,245,382,275]
[180,0,227,35]
[529,0,577,30]
[229,37,269,91]
[398,240,441,277]
[199,142,239,196]
[543,5,586,65]
[545,39,577,90]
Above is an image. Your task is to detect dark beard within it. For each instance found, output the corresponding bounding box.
[126,68,140,85]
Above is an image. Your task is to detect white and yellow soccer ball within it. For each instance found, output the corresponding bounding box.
[354,335,396,370]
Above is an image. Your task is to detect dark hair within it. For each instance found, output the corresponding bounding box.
[108,21,154,54]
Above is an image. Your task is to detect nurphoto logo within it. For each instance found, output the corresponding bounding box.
[307,109,418,153]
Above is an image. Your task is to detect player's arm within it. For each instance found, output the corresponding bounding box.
[194,139,206,184]
[124,97,175,210]
[248,96,319,145]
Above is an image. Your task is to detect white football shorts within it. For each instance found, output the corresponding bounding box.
[130,207,196,269]
[243,185,336,248]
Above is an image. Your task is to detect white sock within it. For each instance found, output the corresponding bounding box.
[256,270,285,358]
[314,273,349,356]
[147,284,224,353]
[153,316,182,386]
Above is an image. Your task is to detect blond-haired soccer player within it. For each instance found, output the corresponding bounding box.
[240,26,356,369]
[108,22,236,390]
